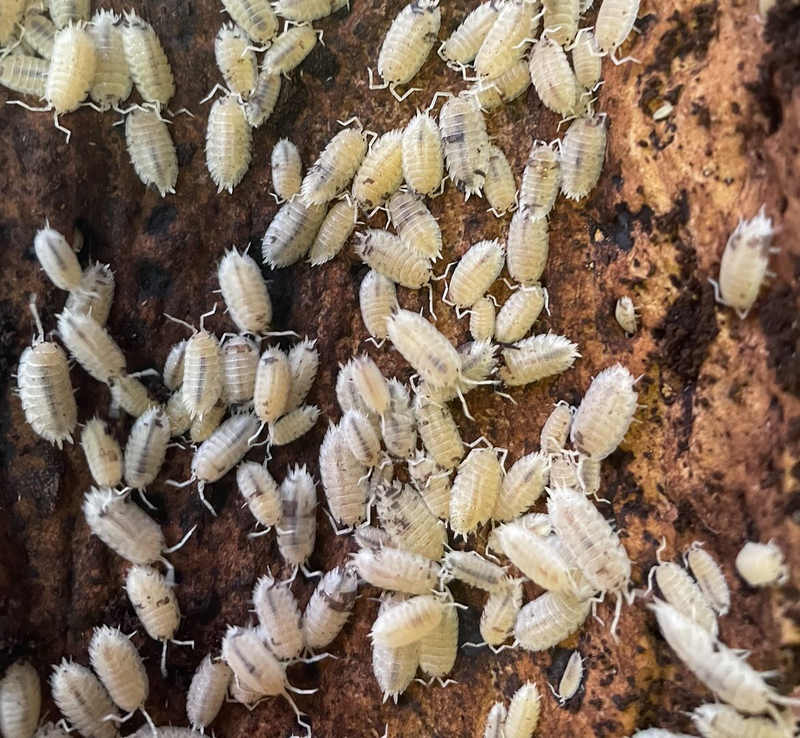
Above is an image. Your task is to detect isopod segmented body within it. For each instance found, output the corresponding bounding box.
[0,661,40,738]
[543,0,579,46]
[33,225,81,292]
[286,338,319,412]
[0,0,24,44]
[121,11,175,109]
[653,562,718,636]
[253,574,304,660]
[237,461,281,529]
[376,481,446,560]
[560,114,607,200]
[57,309,126,384]
[81,418,122,488]
[262,198,327,268]
[691,702,790,738]
[483,703,506,738]
[277,465,317,568]
[352,130,404,209]
[88,626,148,714]
[354,229,432,289]
[303,566,359,650]
[308,198,358,266]
[125,107,178,197]
[359,270,399,342]
[181,325,223,419]
[506,682,542,737]
[127,565,181,648]
[468,58,531,111]
[484,144,516,214]
[372,595,419,702]
[165,389,192,436]
[0,54,48,97]
[370,594,446,647]
[221,627,287,698]
[448,239,505,309]
[735,541,789,587]
[686,545,730,616]
[189,401,226,443]
[402,111,443,197]
[206,95,252,194]
[186,656,231,732]
[50,662,118,738]
[557,651,583,703]
[507,210,549,285]
[301,127,367,206]
[21,12,56,59]
[408,452,450,519]
[388,189,442,260]
[221,336,259,404]
[519,141,560,220]
[383,379,417,459]
[514,590,591,651]
[46,23,96,114]
[377,0,441,89]
[529,37,578,117]
[341,409,381,466]
[549,452,579,488]
[214,23,257,98]
[123,407,170,490]
[439,96,491,198]
[499,333,579,386]
[492,521,575,592]
[353,546,441,595]
[571,28,602,91]
[271,138,302,201]
[442,550,507,593]
[440,0,501,67]
[470,296,496,341]
[274,0,348,22]
[414,393,464,470]
[253,345,289,425]
[449,447,503,538]
[48,0,88,28]
[494,284,547,344]
[109,375,158,419]
[220,0,277,44]
[481,578,523,646]
[245,70,281,127]
[351,356,391,415]
[570,363,637,459]
[418,604,458,679]
[335,358,373,416]
[615,296,638,334]
[595,0,640,56]
[66,262,115,326]
[269,405,319,446]
[474,0,536,79]
[89,10,132,110]
[261,24,316,75]
[492,451,549,521]
[218,249,272,335]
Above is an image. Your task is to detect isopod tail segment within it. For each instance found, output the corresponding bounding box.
[366,67,421,102]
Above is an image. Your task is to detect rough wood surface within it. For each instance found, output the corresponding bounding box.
[1,0,799,735]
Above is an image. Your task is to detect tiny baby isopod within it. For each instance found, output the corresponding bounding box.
[125,107,179,197]
[89,10,132,111]
[615,296,638,334]
[271,139,302,200]
[206,94,252,194]
[0,661,41,738]
[540,401,573,454]
[556,651,583,704]
[121,10,175,109]
[50,662,118,738]
[483,702,506,738]
[439,95,491,198]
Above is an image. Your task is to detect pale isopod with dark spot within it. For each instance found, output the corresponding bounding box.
[303,566,359,651]
[467,58,531,111]
[286,337,319,412]
[214,23,257,98]
[237,460,282,531]
[355,229,433,289]
[271,138,302,200]
[439,95,490,198]
[301,127,368,206]
[34,225,81,291]
[220,0,277,44]
[492,451,549,521]
[277,465,317,569]
[0,661,40,738]
[262,198,327,268]
[125,107,179,197]
[560,114,607,201]
[372,595,419,703]
[308,197,358,266]
[81,418,122,488]
[22,12,55,59]
[414,392,464,470]
[540,401,572,455]
[474,0,536,79]
[529,36,578,117]
[261,24,316,75]
[353,546,441,595]
[685,544,730,616]
[376,480,446,559]
[352,130,404,209]
[519,140,560,220]
[402,111,443,197]
[206,95,252,194]
[495,284,547,344]
[506,682,541,736]
[440,0,501,68]
[253,573,305,660]
[221,335,259,404]
[595,0,640,58]
[388,189,443,260]
[447,239,505,308]
[245,70,281,127]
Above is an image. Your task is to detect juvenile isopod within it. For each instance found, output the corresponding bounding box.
[221,335,259,404]
[439,96,490,198]
[262,198,327,268]
[308,197,358,266]
[301,127,368,206]
[505,682,541,737]
[359,270,399,343]
[277,465,317,570]
[261,24,317,75]
[388,189,443,260]
[274,0,347,22]
[372,595,419,702]
[571,28,602,91]
[186,655,231,732]
[57,309,126,384]
[492,451,549,521]
[540,401,572,454]
[214,23,257,98]
[382,379,417,458]
[440,1,501,68]
[206,95,252,194]
[529,37,578,116]
[735,541,789,587]
[123,406,170,493]
[468,58,531,111]
[483,702,506,738]
[218,249,272,335]
[549,452,579,488]
[253,345,290,426]
[685,544,730,616]
[447,239,505,309]
[470,296,496,341]
[560,114,607,200]
[442,550,507,592]
[48,0,88,28]
[286,338,319,412]
[245,70,281,127]
[595,0,640,58]
[171,311,223,419]
[499,332,579,386]
[121,11,175,108]
[615,296,638,334]
[418,605,458,682]
[65,262,115,326]
[484,144,516,215]
[370,594,446,646]
[125,107,179,197]
[375,0,441,96]
[89,10,132,110]
[352,130,404,209]
[495,284,547,343]
[165,388,192,436]
[479,578,523,647]
[713,207,775,318]
[303,565,359,651]
[355,229,433,289]
[270,405,319,446]
[0,53,48,97]
[414,393,464,470]
[653,562,718,636]
[0,661,40,738]
[50,662,118,738]
[109,375,158,419]
[570,363,637,459]
[341,409,381,466]
[81,418,122,488]
[556,651,583,703]
[519,141,560,220]
[543,0,579,46]
[353,546,441,595]
[474,0,536,79]
[165,342,187,393]
[237,460,282,531]
[514,590,591,651]
[506,210,549,286]
[271,139,302,200]
[33,224,81,291]
[21,12,55,59]
[253,574,304,660]
[189,401,226,443]
[449,446,503,538]
[220,0,277,44]
[88,626,150,719]
[402,111,444,197]
[577,455,601,497]
[376,481,446,560]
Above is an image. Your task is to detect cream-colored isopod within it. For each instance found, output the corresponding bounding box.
[0,661,41,738]
[388,189,443,260]
[449,446,503,538]
[89,10,132,111]
[492,451,549,521]
[214,23,257,98]
[271,139,302,200]
[556,651,582,703]
[121,11,174,108]
[691,702,791,738]
[418,604,458,682]
[33,224,81,292]
[245,70,280,127]
[495,284,547,343]
[370,594,446,647]
[220,336,258,404]
[474,0,536,79]
[484,144,516,215]
[57,309,126,384]
[319,423,369,527]
[376,0,441,94]
[442,550,507,593]
[408,452,449,519]
[274,0,347,21]
[371,595,419,703]
[653,562,718,636]
[237,460,281,530]
[500,333,580,386]
[506,682,541,737]
[414,392,464,470]
[470,296,496,341]
[0,0,25,44]
[735,541,789,587]
[261,198,327,268]
[543,0,579,46]
[519,141,560,220]
[376,481,446,559]
[186,655,231,732]
[341,409,381,466]
[440,0,501,68]
[595,0,640,58]
[269,405,319,446]
[22,13,55,60]
[560,114,607,200]
[66,263,115,326]
[507,210,549,285]
[163,341,187,392]
[125,107,179,197]
[206,95,252,194]
[285,337,318,411]
[301,127,368,206]
[571,28,602,91]
[685,544,730,616]
[253,574,304,660]
[50,662,118,738]
[540,401,572,454]
[308,197,358,265]
[189,401,226,443]
[352,130,404,209]
[173,316,222,420]
[615,296,638,334]
[402,111,444,197]
[81,418,122,488]
[218,249,272,335]
[303,566,359,651]
[109,375,158,419]
[277,465,317,569]
[359,270,399,343]
[439,95,490,198]
[124,406,171,492]
[529,37,578,117]
[48,0,88,28]
[88,626,149,718]
[261,23,317,75]
[514,590,591,651]
[0,54,49,97]
[354,229,433,289]
[467,58,531,111]
[483,702,506,738]
[353,546,441,595]
[220,0,277,44]
[448,239,505,308]
[253,345,289,425]
[479,578,523,647]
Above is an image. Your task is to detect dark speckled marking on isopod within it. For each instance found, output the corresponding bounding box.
[137,260,173,299]
[145,205,177,235]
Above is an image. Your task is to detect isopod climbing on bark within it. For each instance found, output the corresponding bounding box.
[89,10,132,111]
[506,682,541,737]
[81,418,122,488]
[556,651,583,704]
[262,198,327,268]
[261,23,317,75]
[439,95,491,198]
[57,309,126,384]
[121,11,175,109]
[277,465,317,570]
[186,655,231,732]
[220,0,278,44]
[449,446,504,538]
[735,541,789,587]
[483,144,516,215]
[500,332,579,386]
[0,661,41,738]
[88,625,150,718]
[308,197,358,266]
[440,0,501,68]
[50,662,118,738]
[388,189,443,260]
[253,574,305,660]
[214,23,257,98]
[506,210,549,285]
[529,36,578,117]
[519,141,561,220]
[206,95,252,194]
[474,0,536,79]
[33,224,81,292]
[615,296,638,334]
[218,249,272,335]
[359,270,399,343]
[560,114,607,201]
[595,0,641,58]
[685,544,730,616]
[514,590,591,651]
[447,239,505,309]
[402,111,444,197]
[354,229,433,289]
[125,107,178,197]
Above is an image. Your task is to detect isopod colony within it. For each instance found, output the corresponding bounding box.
[1,0,796,735]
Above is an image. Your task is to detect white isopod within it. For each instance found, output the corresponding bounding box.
[540,401,573,454]
[274,0,347,21]
[500,332,580,386]
[186,655,231,732]
[686,544,730,616]
[474,0,536,79]
[48,0,88,28]
[189,401,226,443]
[237,460,281,530]
[372,595,419,702]
[22,12,55,59]
[376,0,441,95]
[354,525,396,551]
[615,296,638,334]
[468,58,531,111]
[376,481,446,560]
[253,574,304,660]
[483,702,506,738]
[442,550,507,592]
[492,451,549,521]
[360,270,399,343]
[713,207,775,318]
[335,358,373,416]
[123,406,170,492]
[543,0,579,46]
[89,10,131,110]
[507,210,549,285]
[269,405,319,446]
[218,249,272,335]
[262,198,327,267]
[595,0,640,58]
[172,314,223,419]
[691,702,792,738]
[125,107,178,197]
[506,682,541,737]
[514,590,591,651]
[735,541,789,587]
[303,565,359,650]
[351,355,391,416]
[214,23,257,97]
[261,24,316,75]
[402,111,444,197]
[0,0,25,44]
[492,521,574,592]
[245,70,281,127]
[519,141,560,220]
[388,189,443,260]
[414,393,464,470]
[165,388,192,436]
[220,0,277,44]
[271,139,302,200]
[560,114,607,200]
[81,418,122,488]
[495,284,547,343]
[557,651,583,703]
[549,452,579,488]
[480,578,523,647]
[50,662,118,738]
[308,197,358,265]
[352,130,404,209]
[65,263,115,326]
[286,337,319,412]
[109,375,158,419]
[301,127,367,206]
[653,562,718,636]
[0,53,48,97]
[370,594,446,647]
[408,451,450,519]
[0,661,40,738]
[353,546,441,595]
[341,409,381,466]
[121,11,175,108]
[206,95,252,194]
[484,144,516,215]
[418,604,458,681]
[277,465,317,569]
[33,224,81,291]
[355,229,433,289]
[571,28,602,91]
[88,626,149,716]
[449,446,503,538]
[529,36,578,117]
[570,363,637,459]
[439,95,491,198]
[57,309,126,384]
[382,379,417,458]
[447,239,505,309]
[470,296,496,341]
[221,335,259,404]
[440,0,501,67]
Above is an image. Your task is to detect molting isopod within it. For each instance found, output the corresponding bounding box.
[560,114,607,200]
[277,465,317,568]
[353,546,441,595]
[519,141,560,220]
[449,447,503,538]
[735,541,789,587]
[123,406,170,490]
[474,0,536,79]
[483,703,506,738]
[352,130,404,209]
[570,363,637,459]
[372,595,419,702]
[0,661,40,738]
[507,210,549,285]
[181,323,223,419]
[121,11,175,108]
[308,198,358,266]
[22,12,55,59]
[0,54,48,97]
[492,451,549,521]
[414,393,464,470]
[88,626,148,714]
[441,550,507,592]
[245,70,280,127]
[370,594,446,647]
[388,189,442,260]
[186,656,231,732]
[484,144,516,214]
[468,58,531,111]
[355,229,433,289]
[686,545,730,616]
[653,562,718,636]
[377,0,441,89]
[543,0,579,46]
[301,127,367,206]
[274,0,347,22]
[506,682,541,737]
[303,566,359,650]
[440,0,501,67]
[376,481,446,559]
[514,590,591,651]
[595,0,640,56]
[261,24,316,75]
[448,239,505,308]
[271,139,301,200]
[360,270,398,342]
[220,0,277,44]
[262,198,326,268]
[571,28,602,91]
[480,578,523,646]
[81,418,122,488]
[499,332,579,386]
[286,338,319,412]
[237,460,281,529]
[418,604,458,680]
[48,0,88,28]
[206,95,252,194]
[34,224,81,291]
[253,574,304,660]
[66,263,115,326]
[89,10,131,110]
[495,284,546,343]
[125,107,178,197]
[529,37,578,117]
[615,296,638,334]
[221,335,259,404]
[214,23,256,98]
[50,662,118,738]
[402,111,443,197]
[218,249,272,335]
[57,309,126,384]
[557,651,583,703]
[540,401,572,454]
[439,96,490,198]
[269,405,319,446]
[470,296,496,341]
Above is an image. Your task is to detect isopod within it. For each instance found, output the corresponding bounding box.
[653,562,718,636]
[189,401,226,443]
[220,0,277,44]
[271,139,302,200]
[376,481,446,560]
[388,189,443,260]
[218,249,272,335]
[570,363,637,459]
[354,525,396,551]
[65,262,115,326]
[480,578,523,647]
[165,388,192,436]
[402,111,443,197]
[549,452,579,488]
[253,574,304,660]
[495,284,547,343]
[577,455,601,497]
[449,446,503,538]
[277,465,317,569]
[447,239,505,309]
[506,210,549,285]
[370,594,446,646]
[560,114,607,200]
[492,521,575,592]
[519,141,560,220]
[214,23,257,97]
[470,296,496,341]
[125,107,178,197]
[335,358,374,417]
[418,604,458,681]
[245,70,281,127]
[353,546,441,595]
[89,10,132,110]
[262,198,327,268]
[439,96,490,198]
[514,590,591,651]
[57,309,126,384]
[0,53,48,97]
[543,0,579,46]
[109,375,158,419]
[237,460,281,530]
[33,225,81,291]
[121,11,175,108]
[474,0,536,79]
[351,355,391,416]
[615,296,638,334]
[685,544,730,616]
[221,335,259,404]
[499,332,579,386]
[352,129,404,209]
[484,144,516,214]
[0,0,24,44]
[359,270,399,343]
[506,682,541,737]
[372,595,419,702]
[557,651,583,703]
[261,23,316,75]
[529,37,578,116]
[81,418,122,488]
[595,0,640,57]
[341,409,381,466]
[440,1,501,67]
[274,0,347,21]
[354,229,433,289]
[414,393,464,470]
[21,12,55,59]
[48,0,88,28]
[88,625,149,716]
[540,401,572,454]
[468,58,531,111]
[286,337,319,412]
[483,702,506,738]
[175,316,223,419]
[691,702,791,738]
[408,451,450,519]
[206,95,252,194]
[303,565,359,650]
[123,406,170,492]
[442,550,506,592]
[308,197,358,266]
[50,662,118,738]
[186,655,231,732]
[492,451,549,521]
[735,541,789,587]
[571,28,602,91]
[270,405,319,446]
[383,379,417,458]
[0,661,40,738]
[301,127,367,206]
